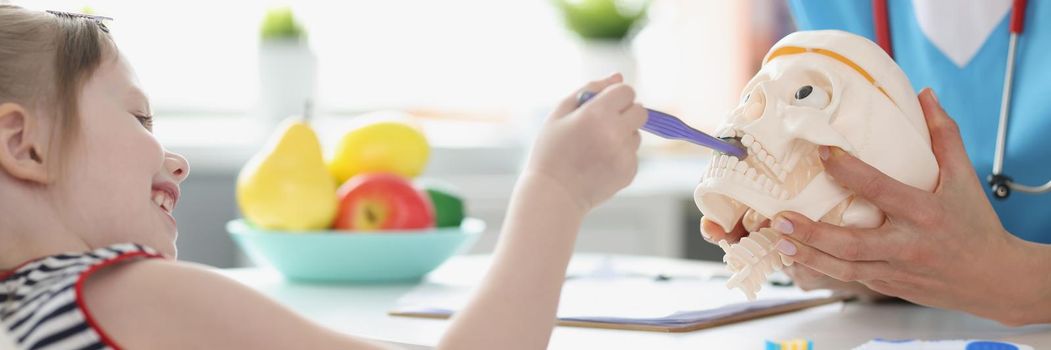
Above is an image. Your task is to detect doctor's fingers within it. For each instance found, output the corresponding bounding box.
[786,265,893,301]
[773,211,899,262]
[783,265,838,291]
[779,236,898,283]
[820,146,937,221]
[918,88,976,185]
[861,279,921,300]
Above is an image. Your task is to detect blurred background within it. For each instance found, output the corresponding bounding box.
[16,0,796,267]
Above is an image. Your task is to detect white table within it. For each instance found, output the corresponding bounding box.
[220,255,1051,349]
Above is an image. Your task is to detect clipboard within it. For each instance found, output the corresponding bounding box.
[388,276,851,333]
[390,294,848,333]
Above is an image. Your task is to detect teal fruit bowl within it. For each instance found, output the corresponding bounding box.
[227,218,483,283]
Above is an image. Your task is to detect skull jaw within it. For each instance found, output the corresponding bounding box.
[695,160,854,234]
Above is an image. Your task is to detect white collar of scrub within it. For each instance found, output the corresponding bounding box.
[912,0,1012,68]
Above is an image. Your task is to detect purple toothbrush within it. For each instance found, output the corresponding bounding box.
[577,91,748,159]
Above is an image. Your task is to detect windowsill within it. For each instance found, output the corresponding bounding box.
[153,113,531,176]
[154,113,713,197]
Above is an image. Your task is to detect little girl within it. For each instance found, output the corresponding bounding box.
[0,5,646,350]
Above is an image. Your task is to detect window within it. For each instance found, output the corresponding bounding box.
[25,0,582,115]
[21,0,792,146]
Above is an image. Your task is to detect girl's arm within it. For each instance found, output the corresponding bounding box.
[82,74,644,349]
[83,259,395,350]
[434,174,588,349]
[439,74,645,349]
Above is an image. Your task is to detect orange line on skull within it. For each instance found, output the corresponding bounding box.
[766,46,892,101]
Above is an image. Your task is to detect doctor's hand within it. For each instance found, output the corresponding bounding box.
[700,217,890,301]
[771,88,1051,325]
[524,73,646,212]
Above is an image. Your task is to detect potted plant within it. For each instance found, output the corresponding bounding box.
[258,7,316,125]
[554,0,649,83]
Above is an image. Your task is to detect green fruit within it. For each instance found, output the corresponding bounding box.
[425,187,466,228]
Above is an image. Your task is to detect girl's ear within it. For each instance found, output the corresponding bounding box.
[0,103,50,184]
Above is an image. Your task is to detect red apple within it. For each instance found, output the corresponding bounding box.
[333,173,435,231]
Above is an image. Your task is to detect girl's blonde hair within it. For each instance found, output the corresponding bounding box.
[0,4,115,165]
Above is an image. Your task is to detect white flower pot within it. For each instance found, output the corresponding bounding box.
[578,39,637,85]
[258,39,317,125]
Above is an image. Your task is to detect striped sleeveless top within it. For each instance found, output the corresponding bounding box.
[0,243,163,350]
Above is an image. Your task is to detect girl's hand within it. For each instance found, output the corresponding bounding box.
[524,73,647,211]
[440,74,644,349]
[770,89,1051,325]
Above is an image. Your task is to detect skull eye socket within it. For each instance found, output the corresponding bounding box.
[792,85,830,109]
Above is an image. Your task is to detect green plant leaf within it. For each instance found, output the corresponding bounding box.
[261,7,306,41]
[555,0,649,41]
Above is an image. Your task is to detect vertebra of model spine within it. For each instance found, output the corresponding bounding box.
[718,228,794,300]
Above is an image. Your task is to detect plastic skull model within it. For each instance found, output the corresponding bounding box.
[694,30,939,299]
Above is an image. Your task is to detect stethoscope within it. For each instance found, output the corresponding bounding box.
[874,0,1051,199]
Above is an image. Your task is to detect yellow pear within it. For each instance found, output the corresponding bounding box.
[237,117,338,231]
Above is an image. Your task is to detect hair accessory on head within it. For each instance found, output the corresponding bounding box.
[45,10,113,33]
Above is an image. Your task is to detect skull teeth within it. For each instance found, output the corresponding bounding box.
[701,154,786,199]
[698,129,830,300]
[716,127,744,138]
[700,131,794,200]
[741,134,754,146]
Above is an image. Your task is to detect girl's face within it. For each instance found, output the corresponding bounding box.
[55,53,189,258]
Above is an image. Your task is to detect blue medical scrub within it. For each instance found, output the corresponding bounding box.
[788,0,1051,243]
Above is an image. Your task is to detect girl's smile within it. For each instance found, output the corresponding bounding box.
[151,180,180,228]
